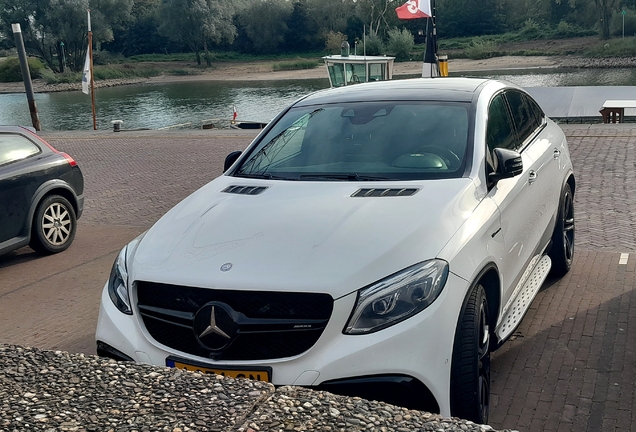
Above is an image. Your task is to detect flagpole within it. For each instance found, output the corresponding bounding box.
[421,0,440,78]
[88,10,97,130]
[432,0,440,76]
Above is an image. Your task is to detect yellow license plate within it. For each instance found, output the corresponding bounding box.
[166,357,271,382]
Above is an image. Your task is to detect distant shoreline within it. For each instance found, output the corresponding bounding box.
[1,55,634,94]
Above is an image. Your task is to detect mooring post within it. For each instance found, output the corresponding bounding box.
[12,23,41,131]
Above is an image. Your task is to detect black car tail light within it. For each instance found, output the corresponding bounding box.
[60,152,78,167]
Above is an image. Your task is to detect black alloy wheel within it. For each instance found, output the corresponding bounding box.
[450,284,490,424]
[549,183,575,277]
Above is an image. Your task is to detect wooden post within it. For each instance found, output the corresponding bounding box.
[88,10,97,130]
[11,23,41,131]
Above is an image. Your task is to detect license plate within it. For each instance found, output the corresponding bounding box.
[166,357,271,382]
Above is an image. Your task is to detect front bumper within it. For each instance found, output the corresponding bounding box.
[95,272,469,416]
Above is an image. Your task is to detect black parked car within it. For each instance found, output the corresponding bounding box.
[0,126,84,256]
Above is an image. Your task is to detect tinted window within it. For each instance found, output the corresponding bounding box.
[0,134,40,166]
[506,91,540,145]
[235,102,470,181]
[486,94,515,152]
[526,95,545,127]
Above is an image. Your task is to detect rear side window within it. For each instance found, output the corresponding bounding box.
[506,91,541,145]
[0,134,41,166]
[486,94,516,152]
[526,95,545,127]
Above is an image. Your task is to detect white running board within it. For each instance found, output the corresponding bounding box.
[495,255,552,343]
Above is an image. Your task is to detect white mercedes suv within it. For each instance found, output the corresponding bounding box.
[96,78,575,424]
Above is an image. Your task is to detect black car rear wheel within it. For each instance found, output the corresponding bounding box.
[549,183,574,277]
[450,283,490,424]
[30,195,77,254]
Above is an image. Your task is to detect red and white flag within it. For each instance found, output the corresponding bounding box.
[395,0,432,20]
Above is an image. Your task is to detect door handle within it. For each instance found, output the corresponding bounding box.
[528,170,537,184]
[553,148,561,159]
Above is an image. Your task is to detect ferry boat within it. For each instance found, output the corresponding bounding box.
[323,49,395,87]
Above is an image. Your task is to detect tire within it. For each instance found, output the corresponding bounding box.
[549,183,575,277]
[450,284,490,424]
[29,195,77,254]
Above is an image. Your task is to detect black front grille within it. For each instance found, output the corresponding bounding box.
[136,282,333,361]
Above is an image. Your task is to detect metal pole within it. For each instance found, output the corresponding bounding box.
[88,10,97,130]
[363,25,366,57]
[11,23,41,131]
[60,41,66,72]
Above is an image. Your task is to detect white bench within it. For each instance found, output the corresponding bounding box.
[600,100,636,123]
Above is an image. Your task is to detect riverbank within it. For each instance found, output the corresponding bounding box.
[1,54,632,94]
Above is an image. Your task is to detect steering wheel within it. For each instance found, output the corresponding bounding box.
[352,74,361,83]
[415,146,461,168]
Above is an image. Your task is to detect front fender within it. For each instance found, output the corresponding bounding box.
[438,194,502,285]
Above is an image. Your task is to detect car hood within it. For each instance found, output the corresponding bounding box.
[131,176,481,298]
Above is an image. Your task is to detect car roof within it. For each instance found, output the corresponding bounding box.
[294,77,493,106]
[0,126,37,134]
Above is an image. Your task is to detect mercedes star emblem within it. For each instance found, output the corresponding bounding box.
[198,306,231,340]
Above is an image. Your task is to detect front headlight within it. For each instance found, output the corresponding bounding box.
[108,246,131,315]
[344,260,449,335]
[107,232,146,315]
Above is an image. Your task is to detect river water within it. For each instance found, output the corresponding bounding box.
[2,67,636,131]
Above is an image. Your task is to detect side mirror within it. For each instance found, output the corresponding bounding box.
[224,151,242,172]
[489,148,523,184]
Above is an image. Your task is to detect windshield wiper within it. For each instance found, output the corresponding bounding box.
[234,173,294,180]
[298,174,396,181]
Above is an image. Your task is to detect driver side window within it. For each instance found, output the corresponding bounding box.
[486,94,516,153]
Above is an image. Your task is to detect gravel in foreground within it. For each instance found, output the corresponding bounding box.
[0,345,518,432]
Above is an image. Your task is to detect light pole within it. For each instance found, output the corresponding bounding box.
[622,10,627,39]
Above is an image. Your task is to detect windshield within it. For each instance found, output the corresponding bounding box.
[234,101,470,181]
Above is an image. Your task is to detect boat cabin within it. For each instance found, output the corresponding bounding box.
[323,54,395,87]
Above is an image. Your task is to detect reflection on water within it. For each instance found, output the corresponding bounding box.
[461,67,636,87]
[0,79,329,131]
[2,68,636,131]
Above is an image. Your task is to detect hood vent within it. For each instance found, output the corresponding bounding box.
[352,188,419,197]
[222,185,268,195]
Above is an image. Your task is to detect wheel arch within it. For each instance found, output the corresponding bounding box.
[566,172,576,196]
[465,263,501,340]
[28,181,80,233]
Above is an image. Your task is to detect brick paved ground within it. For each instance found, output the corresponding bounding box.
[1,125,635,431]
[490,124,636,431]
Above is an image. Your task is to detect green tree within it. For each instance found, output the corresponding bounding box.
[159,0,235,65]
[285,0,321,52]
[0,0,132,71]
[355,0,401,37]
[105,0,179,55]
[387,27,414,60]
[235,0,291,54]
[595,0,621,38]
[437,0,506,37]
[307,0,354,38]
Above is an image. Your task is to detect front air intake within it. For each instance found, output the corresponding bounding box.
[352,188,419,197]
